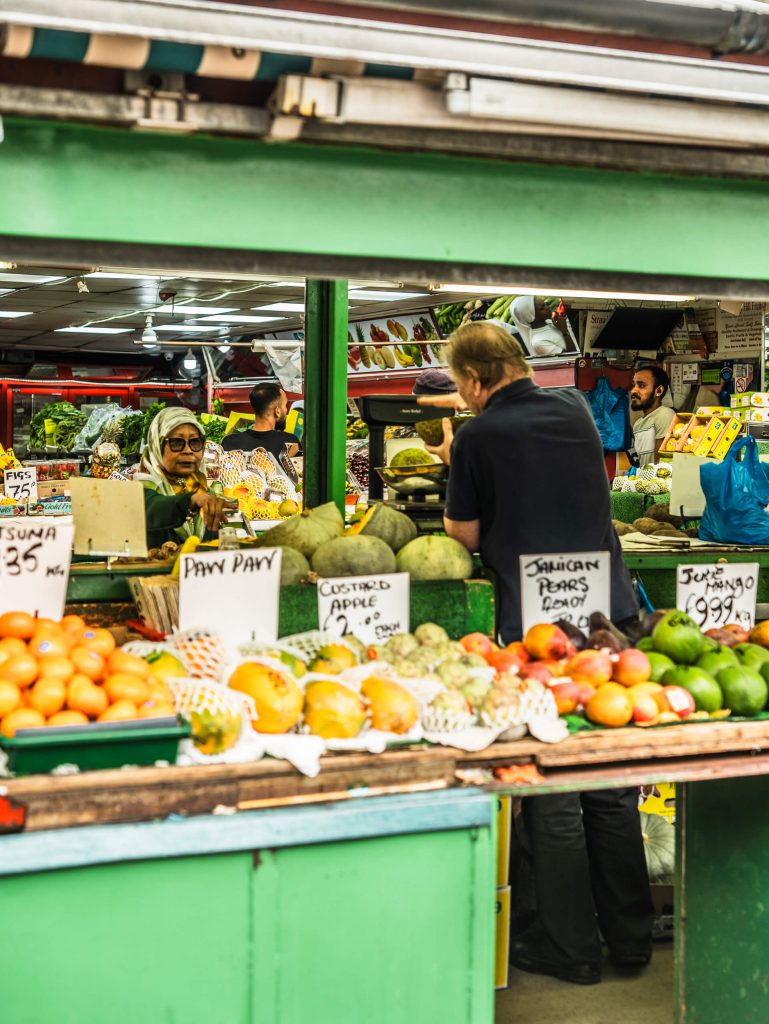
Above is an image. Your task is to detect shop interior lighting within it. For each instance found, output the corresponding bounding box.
[199,314,281,324]
[217,344,232,354]
[436,285,695,302]
[348,290,431,301]
[0,310,33,318]
[87,272,162,281]
[155,325,220,333]
[183,349,198,370]
[56,326,132,334]
[141,314,158,347]
[0,272,67,284]
[252,302,306,313]
[150,305,238,316]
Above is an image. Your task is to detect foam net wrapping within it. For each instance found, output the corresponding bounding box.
[169,629,230,682]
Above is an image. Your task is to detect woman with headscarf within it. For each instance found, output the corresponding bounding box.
[511,296,571,358]
[136,407,232,547]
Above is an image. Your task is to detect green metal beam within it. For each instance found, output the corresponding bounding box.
[303,280,348,512]
[3,118,769,281]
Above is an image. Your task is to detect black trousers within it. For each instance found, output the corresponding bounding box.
[519,787,654,965]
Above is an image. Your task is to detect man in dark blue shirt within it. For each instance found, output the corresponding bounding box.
[425,321,652,986]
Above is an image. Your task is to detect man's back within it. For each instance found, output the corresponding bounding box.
[447,379,636,641]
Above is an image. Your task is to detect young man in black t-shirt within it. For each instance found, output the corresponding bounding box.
[425,322,652,987]
[222,382,300,459]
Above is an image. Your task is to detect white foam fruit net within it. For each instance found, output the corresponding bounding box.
[220,450,248,490]
[278,631,359,664]
[167,677,255,721]
[169,629,230,682]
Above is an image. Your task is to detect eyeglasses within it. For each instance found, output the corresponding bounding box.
[164,436,204,453]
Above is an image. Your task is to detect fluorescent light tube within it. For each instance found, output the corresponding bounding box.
[56,326,132,334]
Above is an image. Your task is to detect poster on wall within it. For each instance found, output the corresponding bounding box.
[348,312,445,373]
[715,303,764,357]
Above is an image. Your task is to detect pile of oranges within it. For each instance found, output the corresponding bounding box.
[0,611,175,737]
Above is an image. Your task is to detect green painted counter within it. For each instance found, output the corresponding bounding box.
[0,788,496,1024]
[65,567,496,638]
[623,549,769,610]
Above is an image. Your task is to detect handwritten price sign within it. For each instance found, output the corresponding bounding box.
[519,551,610,635]
[0,520,73,618]
[3,467,37,503]
[317,573,410,645]
[676,562,758,631]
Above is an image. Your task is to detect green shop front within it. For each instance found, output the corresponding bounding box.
[3,3,769,1023]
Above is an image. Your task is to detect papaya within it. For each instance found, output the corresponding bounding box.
[228,661,303,733]
[311,535,396,577]
[361,676,418,734]
[395,535,473,581]
[347,502,417,553]
[253,501,343,558]
[303,680,366,738]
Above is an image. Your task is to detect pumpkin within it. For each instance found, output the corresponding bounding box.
[395,535,473,581]
[254,501,343,558]
[303,680,366,739]
[639,811,675,882]
[361,676,418,734]
[311,535,396,577]
[347,502,417,553]
[279,546,311,586]
[228,661,303,733]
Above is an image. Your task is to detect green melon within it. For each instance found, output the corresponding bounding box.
[279,546,311,586]
[651,611,704,665]
[311,535,397,577]
[254,501,343,558]
[716,666,768,716]
[661,665,723,713]
[350,502,417,552]
[389,447,435,468]
[395,535,473,581]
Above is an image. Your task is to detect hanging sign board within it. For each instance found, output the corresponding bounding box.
[2,467,37,504]
[0,518,73,619]
[519,552,610,636]
[317,573,410,645]
[179,548,282,646]
[676,562,758,631]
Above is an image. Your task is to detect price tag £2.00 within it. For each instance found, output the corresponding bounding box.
[317,573,410,646]
[3,467,37,504]
[0,520,73,619]
[676,562,759,631]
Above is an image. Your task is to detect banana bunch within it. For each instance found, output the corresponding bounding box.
[393,344,424,367]
[485,296,516,324]
[0,444,21,475]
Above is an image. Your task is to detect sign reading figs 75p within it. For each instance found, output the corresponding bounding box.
[179,548,282,646]
[519,552,610,636]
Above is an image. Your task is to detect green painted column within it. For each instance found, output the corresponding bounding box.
[676,778,769,1024]
[304,279,348,512]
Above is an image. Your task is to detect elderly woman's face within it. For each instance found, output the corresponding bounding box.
[162,423,204,476]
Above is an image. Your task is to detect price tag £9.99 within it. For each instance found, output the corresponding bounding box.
[676,562,759,631]
[3,467,37,503]
[0,521,74,619]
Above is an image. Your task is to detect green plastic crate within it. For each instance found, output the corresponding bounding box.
[0,717,190,776]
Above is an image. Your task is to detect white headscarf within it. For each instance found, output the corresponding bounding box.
[511,296,536,347]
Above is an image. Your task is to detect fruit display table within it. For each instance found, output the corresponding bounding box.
[0,785,496,1024]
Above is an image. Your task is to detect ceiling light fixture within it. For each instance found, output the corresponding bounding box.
[435,285,695,302]
[56,326,132,335]
[0,311,33,319]
[141,314,158,346]
[200,314,282,324]
[348,290,431,302]
[155,325,220,333]
[87,272,162,281]
[150,305,238,316]
[0,273,66,284]
[76,278,89,294]
[183,349,198,370]
[252,302,306,313]
[217,345,232,354]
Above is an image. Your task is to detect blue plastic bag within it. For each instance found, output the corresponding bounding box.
[699,435,769,545]
[585,377,632,452]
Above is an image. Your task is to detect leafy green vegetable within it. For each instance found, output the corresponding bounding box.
[29,402,87,451]
[121,413,145,455]
[141,402,166,442]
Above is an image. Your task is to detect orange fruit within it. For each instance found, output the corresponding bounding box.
[28,678,66,718]
[0,652,39,688]
[104,673,150,706]
[47,709,89,728]
[28,630,70,659]
[138,701,176,719]
[98,699,138,723]
[0,680,21,717]
[0,637,29,663]
[81,628,116,658]
[60,614,87,642]
[1,707,45,736]
[108,650,151,679]
[147,681,172,703]
[0,611,36,640]
[69,646,106,682]
[37,654,75,683]
[67,677,108,718]
[585,682,634,728]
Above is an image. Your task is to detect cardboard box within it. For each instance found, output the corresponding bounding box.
[709,417,743,459]
[495,886,511,990]
[692,415,728,457]
[748,409,769,423]
[678,414,714,455]
[37,481,70,498]
[660,413,693,454]
[496,795,511,888]
[695,406,730,417]
[731,392,769,408]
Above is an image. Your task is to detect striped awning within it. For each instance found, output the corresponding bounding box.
[0,24,420,82]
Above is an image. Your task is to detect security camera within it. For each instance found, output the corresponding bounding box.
[163,351,173,361]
